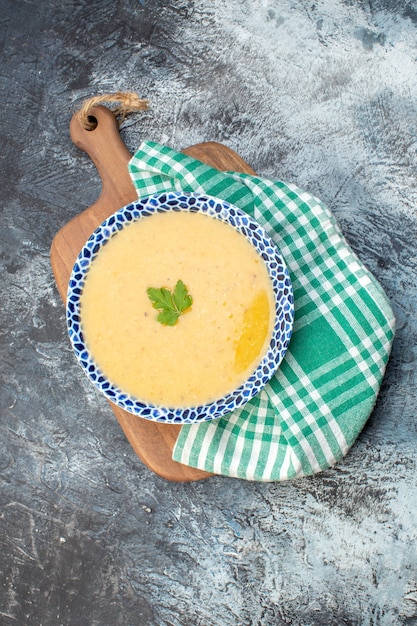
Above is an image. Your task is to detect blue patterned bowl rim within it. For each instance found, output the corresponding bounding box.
[66,192,294,424]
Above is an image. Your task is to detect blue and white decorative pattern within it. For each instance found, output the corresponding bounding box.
[66,192,294,424]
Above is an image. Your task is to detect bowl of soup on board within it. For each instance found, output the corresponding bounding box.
[66,192,294,424]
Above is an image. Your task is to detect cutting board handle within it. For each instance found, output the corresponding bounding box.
[70,105,138,209]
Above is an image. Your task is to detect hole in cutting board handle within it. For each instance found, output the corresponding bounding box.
[86,115,98,131]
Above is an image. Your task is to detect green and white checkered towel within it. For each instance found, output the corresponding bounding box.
[128,141,395,481]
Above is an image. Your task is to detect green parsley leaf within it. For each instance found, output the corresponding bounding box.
[172,279,193,313]
[147,280,193,326]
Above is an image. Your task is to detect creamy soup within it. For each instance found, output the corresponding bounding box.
[80,210,275,407]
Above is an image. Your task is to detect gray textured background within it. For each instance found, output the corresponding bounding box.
[1,1,417,624]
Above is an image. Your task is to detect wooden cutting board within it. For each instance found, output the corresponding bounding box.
[50,105,256,482]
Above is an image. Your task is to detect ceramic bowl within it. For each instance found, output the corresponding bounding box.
[66,192,294,424]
